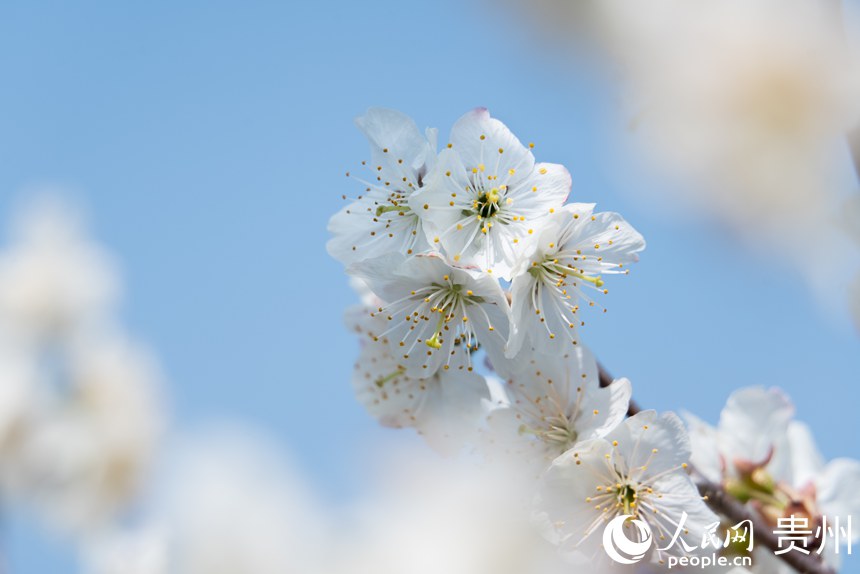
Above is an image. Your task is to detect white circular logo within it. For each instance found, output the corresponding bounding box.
[602,514,653,564]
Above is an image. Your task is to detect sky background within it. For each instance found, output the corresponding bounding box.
[0,1,857,572]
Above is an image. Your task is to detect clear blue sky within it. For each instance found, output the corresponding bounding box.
[0,1,857,572]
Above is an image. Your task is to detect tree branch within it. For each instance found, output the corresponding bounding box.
[697,480,836,574]
[596,364,836,574]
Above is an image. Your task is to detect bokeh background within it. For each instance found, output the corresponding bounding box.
[0,1,857,571]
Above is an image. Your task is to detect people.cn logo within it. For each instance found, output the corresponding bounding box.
[602,514,654,564]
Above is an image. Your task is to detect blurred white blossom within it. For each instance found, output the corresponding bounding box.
[331,449,569,574]
[85,429,329,574]
[609,0,860,232]
[0,198,118,343]
[0,198,164,535]
[7,338,164,531]
[0,347,40,456]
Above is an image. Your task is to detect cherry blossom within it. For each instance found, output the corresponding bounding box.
[409,108,570,280]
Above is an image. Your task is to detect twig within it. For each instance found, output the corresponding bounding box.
[596,364,836,574]
[697,480,836,574]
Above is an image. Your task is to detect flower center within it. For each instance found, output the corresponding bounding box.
[588,477,649,519]
[617,483,638,516]
[528,256,604,288]
[423,283,484,349]
[475,189,502,219]
[519,413,578,453]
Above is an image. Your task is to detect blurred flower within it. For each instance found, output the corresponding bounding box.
[411,108,570,280]
[327,108,438,266]
[0,198,118,343]
[0,347,40,456]
[603,0,860,280]
[506,203,644,357]
[82,526,168,574]
[331,449,569,574]
[84,429,329,574]
[0,198,164,535]
[6,337,164,532]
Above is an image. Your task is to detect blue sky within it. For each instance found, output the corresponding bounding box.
[1,1,857,572]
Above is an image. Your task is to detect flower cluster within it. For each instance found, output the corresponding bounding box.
[329,108,645,445]
[328,108,728,566]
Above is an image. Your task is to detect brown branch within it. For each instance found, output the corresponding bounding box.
[596,363,836,574]
[697,480,836,574]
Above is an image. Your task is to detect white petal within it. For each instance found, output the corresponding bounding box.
[647,472,720,558]
[449,108,534,183]
[537,439,615,557]
[577,376,632,440]
[509,163,571,218]
[717,386,794,470]
[781,420,825,489]
[682,410,723,484]
[617,411,691,476]
[816,458,860,541]
[355,107,436,175]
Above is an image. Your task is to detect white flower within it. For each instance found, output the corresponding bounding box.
[537,411,718,565]
[0,199,118,343]
[599,0,860,288]
[332,449,569,574]
[685,387,793,485]
[85,429,330,574]
[347,253,511,378]
[506,203,644,357]
[9,338,164,532]
[348,307,490,452]
[409,108,570,280]
[483,346,631,470]
[84,526,169,574]
[685,386,860,558]
[327,108,438,265]
[0,346,39,456]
